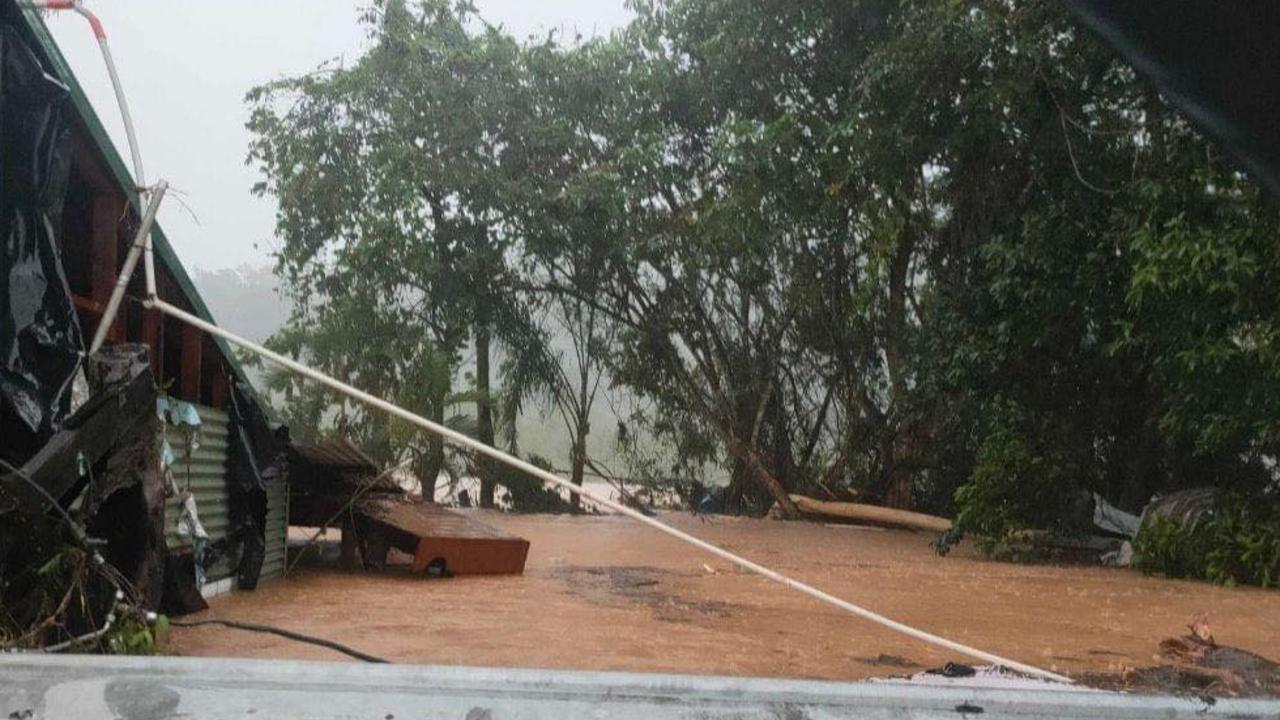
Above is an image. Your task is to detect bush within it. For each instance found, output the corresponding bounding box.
[1133,493,1280,588]
[497,454,575,513]
[943,400,1082,556]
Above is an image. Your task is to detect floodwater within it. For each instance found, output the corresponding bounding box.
[169,511,1280,683]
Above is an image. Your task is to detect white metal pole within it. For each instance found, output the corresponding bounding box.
[145,296,1073,685]
[90,29,158,297]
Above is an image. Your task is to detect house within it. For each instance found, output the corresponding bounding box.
[0,1,286,608]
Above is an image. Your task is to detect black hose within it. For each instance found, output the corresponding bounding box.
[170,618,388,663]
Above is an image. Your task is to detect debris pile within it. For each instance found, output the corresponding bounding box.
[1084,617,1280,698]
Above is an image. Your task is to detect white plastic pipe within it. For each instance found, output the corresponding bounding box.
[145,296,1073,684]
[87,181,167,355]
[25,1,146,189]
[93,35,145,191]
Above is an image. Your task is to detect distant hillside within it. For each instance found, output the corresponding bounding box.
[191,265,292,344]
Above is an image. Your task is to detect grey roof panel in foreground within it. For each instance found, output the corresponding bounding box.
[3,655,1279,719]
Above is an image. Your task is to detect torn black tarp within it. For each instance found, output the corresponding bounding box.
[226,380,287,589]
[0,344,153,517]
[0,24,81,464]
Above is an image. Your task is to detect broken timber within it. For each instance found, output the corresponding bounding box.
[0,347,154,516]
[354,496,530,576]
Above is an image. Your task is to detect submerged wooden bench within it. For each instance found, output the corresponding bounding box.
[353,495,530,575]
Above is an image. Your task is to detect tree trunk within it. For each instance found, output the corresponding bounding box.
[882,429,915,510]
[726,458,748,514]
[766,387,797,491]
[880,222,917,510]
[569,435,586,512]
[744,451,800,518]
[422,394,446,501]
[415,450,438,504]
[339,515,360,570]
[475,320,496,508]
[718,425,800,518]
[569,344,593,512]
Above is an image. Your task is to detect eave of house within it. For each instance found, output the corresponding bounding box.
[10,3,265,407]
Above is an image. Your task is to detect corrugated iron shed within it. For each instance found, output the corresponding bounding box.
[163,405,235,583]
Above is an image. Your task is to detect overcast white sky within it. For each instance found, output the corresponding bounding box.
[47,1,632,271]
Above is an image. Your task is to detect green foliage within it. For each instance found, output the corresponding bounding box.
[247,0,557,499]
[245,0,1280,540]
[106,615,161,656]
[1,543,165,654]
[1133,515,1208,580]
[1134,494,1280,588]
[948,400,1081,555]
[1,544,84,649]
[1118,179,1280,458]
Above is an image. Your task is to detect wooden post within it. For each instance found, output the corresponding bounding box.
[179,322,203,401]
[141,307,162,375]
[209,364,229,409]
[89,193,123,342]
[339,516,360,570]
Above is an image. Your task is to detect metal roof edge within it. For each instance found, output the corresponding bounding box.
[294,436,382,472]
[3,654,1274,719]
[10,2,269,412]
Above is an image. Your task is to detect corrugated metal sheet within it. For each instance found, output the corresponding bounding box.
[163,404,237,584]
[294,437,379,472]
[356,496,519,540]
[260,467,288,581]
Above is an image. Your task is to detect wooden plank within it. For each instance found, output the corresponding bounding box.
[89,195,119,301]
[410,536,530,575]
[72,294,105,316]
[69,131,116,192]
[208,364,229,409]
[141,306,162,373]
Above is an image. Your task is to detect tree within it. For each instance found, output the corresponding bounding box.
[247,0,1280,541]
[247,0,545,504]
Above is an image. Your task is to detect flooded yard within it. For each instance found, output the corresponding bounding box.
[169,510,1280,684]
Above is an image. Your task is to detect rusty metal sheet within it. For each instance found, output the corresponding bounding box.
[354,496,530,575]
[292,438,379,473]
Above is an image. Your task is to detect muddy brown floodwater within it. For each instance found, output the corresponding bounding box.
[169,511,1280,683]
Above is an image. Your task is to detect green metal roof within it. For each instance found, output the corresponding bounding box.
[11,4,264,406]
